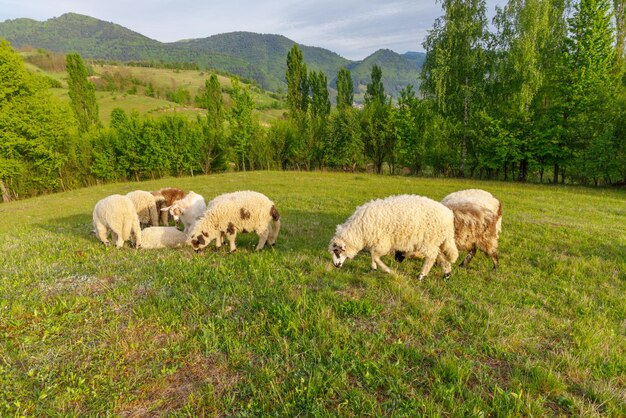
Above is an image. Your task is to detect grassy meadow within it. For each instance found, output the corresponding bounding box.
[1,171,625,416]
[25,58,286,126]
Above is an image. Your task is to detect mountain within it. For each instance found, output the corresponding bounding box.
[347,49,422,97]
[0,13,424,98]
[402,51,427,70]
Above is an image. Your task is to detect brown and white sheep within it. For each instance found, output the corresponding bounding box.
[441,189,502,270]
[188,190,281,253]
[151,187,185,225]
[162,191,206,233]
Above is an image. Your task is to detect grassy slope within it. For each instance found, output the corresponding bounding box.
[1,172,625,416]
[26,60,285,126]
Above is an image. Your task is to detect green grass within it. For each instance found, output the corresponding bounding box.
[33,61,286,126]
[1,172,625,416]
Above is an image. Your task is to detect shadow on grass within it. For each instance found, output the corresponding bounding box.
[36,213,94,244]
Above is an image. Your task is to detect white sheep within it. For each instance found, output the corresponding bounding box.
[440,189,502,270]
[151,187,185,225]
[162,191,206,233]
[139,226,188,249]
[329,194,458,279]
[188,190,281,253]
[92,194,142,248]
[126,190,159,227]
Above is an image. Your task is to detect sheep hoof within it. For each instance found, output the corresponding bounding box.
[417,274,425,281]
[443,272,451,280]
[394,251,405,263]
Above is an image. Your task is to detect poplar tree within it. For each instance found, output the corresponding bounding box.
[228,77,257,171]
[363,65,395,174]
[66,53,100,133]
[200,74,225,173]
[336,67,354,109]
[286,44,308,117]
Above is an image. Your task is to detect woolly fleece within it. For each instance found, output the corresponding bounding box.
[441,189,502,269]
[139,226,188,249]
[329,194,458,278]
[93,194,142,248]
[189,190,280,252]
[126,190,159,227]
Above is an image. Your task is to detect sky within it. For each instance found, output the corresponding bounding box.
[0,0,506,61]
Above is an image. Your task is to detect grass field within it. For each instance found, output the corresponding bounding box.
[26,59,286,126]
[1,172,625,416]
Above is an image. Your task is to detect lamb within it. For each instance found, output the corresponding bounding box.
[441,189,502,270]
[188,190,281,253]
[162,191,206,233]
[139,226,188,249]
[92,194,142,248]
[126,190,159,227]
[151,187,185,225]
[328,194,458,280]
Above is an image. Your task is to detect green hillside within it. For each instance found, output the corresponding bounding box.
[347,49,422,100]
[0,13,424,97]
[1,172,625,415]
[25,55,286,126]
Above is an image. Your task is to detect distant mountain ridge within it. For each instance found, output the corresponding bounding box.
[0,13,425,97]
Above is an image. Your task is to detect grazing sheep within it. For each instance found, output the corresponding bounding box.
[126,190,159,227]
[441,189,502,270]
[139,226,188,249]
[162,191,206,233]
[151,187,185,225]
[329,194,458,279]
[188,190,281,253]
[92,194,142,248]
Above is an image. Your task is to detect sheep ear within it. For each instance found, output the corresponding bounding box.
[161,206,171,212]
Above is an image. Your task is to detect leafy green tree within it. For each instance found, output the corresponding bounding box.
[325,109,364,171]
[307,70,331,168]
[66,52,100,132]
[0,40,77,200]
[490,0,553,181]
[395,85,430,174]
[228,77,258,171]
[564,0,618,183]
[362,65,395,174]
[421,0,489,176]
[336,67,354,110]
[199,74,226,173]
[286,44,309,117]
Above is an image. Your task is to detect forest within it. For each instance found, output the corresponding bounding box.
[1,0,625,201]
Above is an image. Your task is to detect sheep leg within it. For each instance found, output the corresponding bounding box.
[113,230,125,248]
[417,256,437,280]
[436,253,452,279]
[215,233,224,248]
[226,233,237,252]
[460,246,477,268]
[94,222,110,245]
[370,252,391,273]
[487,250,499,271]
[256,228,269,251]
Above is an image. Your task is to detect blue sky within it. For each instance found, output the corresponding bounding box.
[0,0,507,60]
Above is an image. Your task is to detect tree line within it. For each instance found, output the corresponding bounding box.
[1,0,625,201]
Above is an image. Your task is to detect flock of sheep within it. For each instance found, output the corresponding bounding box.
[92,186,502,279]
